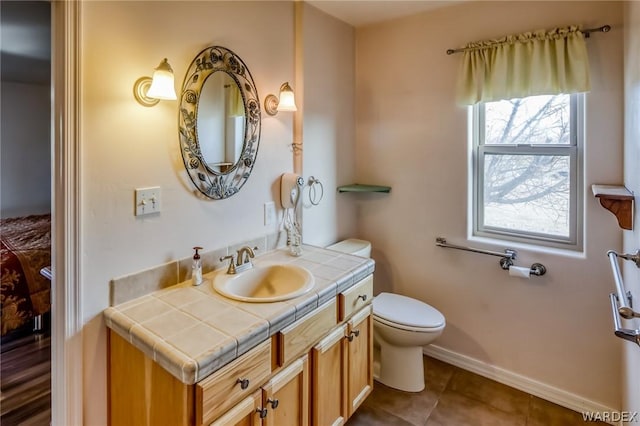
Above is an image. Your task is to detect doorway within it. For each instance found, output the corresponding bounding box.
[1,1,52,424]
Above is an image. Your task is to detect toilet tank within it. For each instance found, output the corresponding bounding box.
[326,239,371,258]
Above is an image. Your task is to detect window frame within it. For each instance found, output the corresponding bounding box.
[471,93,584,250]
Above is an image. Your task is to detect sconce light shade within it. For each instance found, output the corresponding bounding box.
[264,82,297,116]
[276,82,297,112]
[147,59,177,100]
[134,58,177,107]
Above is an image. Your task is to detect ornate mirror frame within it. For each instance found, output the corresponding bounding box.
[178,46,261,199]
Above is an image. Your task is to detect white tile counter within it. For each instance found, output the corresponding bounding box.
[103,245,374,384]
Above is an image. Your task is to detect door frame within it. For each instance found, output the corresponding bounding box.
[51,1,83,424]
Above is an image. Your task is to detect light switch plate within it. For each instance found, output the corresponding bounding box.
[135,187,161,216]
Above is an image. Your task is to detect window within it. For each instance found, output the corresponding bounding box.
[472,94,583,249]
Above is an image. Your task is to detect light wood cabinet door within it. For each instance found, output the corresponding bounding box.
[311,325,348,426]
[108,331,193,426]
[262,355,309,426]
[346,307,373,418]
[209,391,263,426]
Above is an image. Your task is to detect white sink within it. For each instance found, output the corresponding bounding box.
[213,263,314,303]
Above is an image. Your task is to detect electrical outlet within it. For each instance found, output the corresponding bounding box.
[135,187,161,216]
[264,201,276,226]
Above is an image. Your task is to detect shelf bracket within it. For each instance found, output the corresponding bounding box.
[592,185,634,230]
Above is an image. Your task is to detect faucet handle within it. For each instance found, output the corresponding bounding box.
[220,254,236,274]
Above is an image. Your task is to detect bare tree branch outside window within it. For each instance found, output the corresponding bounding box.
[481,95,572,238]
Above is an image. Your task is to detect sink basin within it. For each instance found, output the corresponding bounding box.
[213,263,314,302]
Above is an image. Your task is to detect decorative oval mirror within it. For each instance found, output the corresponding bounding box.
[178,46,261,199]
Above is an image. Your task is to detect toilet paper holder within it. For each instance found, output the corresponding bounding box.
[435,237,546,276]
[501,258,546,276]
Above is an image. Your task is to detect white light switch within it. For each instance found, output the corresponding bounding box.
[135,187,161,216]
[264,201,276,226]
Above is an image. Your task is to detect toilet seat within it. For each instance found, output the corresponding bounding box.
[373,292,445,330]
[373,315,443,332]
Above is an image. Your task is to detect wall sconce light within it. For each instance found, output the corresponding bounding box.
[264,82,297,116]
[133,58,177,107]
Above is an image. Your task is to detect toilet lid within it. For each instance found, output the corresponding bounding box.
[373,292,445,329]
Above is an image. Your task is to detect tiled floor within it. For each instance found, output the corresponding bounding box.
[346,356,606,426]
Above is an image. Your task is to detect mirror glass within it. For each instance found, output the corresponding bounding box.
[178,46,261,200]
[197,72,245,174]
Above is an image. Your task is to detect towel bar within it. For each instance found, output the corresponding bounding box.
[607,250,640,319]
[435,237,546,276]
[609,293,640,346]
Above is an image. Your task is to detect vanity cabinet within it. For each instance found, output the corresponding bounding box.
[107,274,374,426]
[311,306,373,426]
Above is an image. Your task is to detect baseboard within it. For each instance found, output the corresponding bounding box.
[423,345,618,419]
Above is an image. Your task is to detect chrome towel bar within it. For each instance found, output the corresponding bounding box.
[435,237,517,260]
[607,250,640,319]
[609,293,640,346]
[435,237,546,276]
[607,249,640,347]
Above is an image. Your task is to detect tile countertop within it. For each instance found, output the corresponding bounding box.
[103,245,374,385]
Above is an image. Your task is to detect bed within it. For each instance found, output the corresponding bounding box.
[0,214,51,336]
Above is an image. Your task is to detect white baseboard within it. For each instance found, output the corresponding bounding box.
[423,345,618,420]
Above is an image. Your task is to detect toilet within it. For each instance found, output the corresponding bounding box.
[327,239,446,393]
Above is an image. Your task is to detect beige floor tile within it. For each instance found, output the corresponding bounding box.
[427,390,527,426]
[424,356,457,394]
[365,381,439,425]
[346,403,416,426]
[446,368,530,416]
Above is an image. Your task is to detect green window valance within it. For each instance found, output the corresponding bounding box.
[457,26,591,105]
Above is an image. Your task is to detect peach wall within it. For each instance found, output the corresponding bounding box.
[81,1,296,423]
[356,1,623,410]
[300,3,357,247]
[623,0,640,417]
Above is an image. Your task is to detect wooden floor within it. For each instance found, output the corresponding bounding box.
[1,332,51,426]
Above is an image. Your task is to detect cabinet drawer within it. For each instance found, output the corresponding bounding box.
[209,390,261,426]
[339,275,373,321]
[196,340,272,426]
[277,299,337,366]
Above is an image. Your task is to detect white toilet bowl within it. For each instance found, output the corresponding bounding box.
[373,292,445,392]
[326,239,446,393]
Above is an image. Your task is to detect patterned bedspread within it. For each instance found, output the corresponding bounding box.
[0,214,51,335]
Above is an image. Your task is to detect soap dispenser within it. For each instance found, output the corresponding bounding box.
[192,246,203,286]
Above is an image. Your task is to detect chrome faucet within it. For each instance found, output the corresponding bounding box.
[220,246,258,274]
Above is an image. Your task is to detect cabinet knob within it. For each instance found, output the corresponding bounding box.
[256,407,268,418]
[345,329,360,342]
[267,398,279,409]
[357,294,368,302]
[236,378,250,390]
